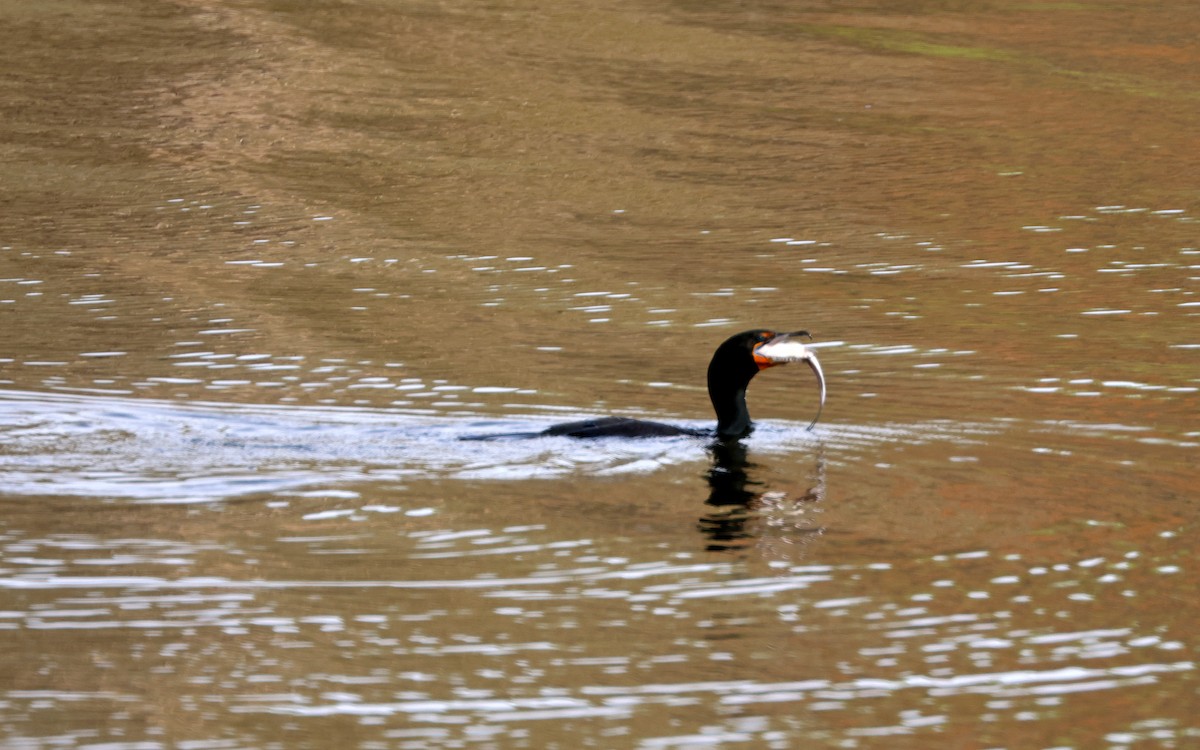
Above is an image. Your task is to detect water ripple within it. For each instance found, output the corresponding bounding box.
[0,388,999,501]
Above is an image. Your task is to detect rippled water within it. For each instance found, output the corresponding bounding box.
[2,0,1197,747]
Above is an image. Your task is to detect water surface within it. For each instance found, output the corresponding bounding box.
[1,0,1197,747]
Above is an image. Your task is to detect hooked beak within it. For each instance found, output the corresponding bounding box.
[753,331,827,431]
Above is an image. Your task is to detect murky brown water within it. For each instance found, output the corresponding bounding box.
[2,0,1197,747]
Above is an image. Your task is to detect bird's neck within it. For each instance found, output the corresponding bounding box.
[707,352,759,440]
[711,385,752,440]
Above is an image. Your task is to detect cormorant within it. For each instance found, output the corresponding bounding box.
[468,329,825,441]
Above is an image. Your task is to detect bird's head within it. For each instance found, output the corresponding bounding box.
[722,329,827,430]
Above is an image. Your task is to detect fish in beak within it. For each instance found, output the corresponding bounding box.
[752,331,826,431]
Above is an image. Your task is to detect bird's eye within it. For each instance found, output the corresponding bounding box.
[759,331,775,340]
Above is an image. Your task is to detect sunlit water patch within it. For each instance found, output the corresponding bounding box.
[1,524,1193,748]
[0,389,879,501]
[0,388,1054,504]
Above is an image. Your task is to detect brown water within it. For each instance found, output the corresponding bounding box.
[1,0,1197,747]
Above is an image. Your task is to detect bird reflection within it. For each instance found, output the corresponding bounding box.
[698,440,826,557]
